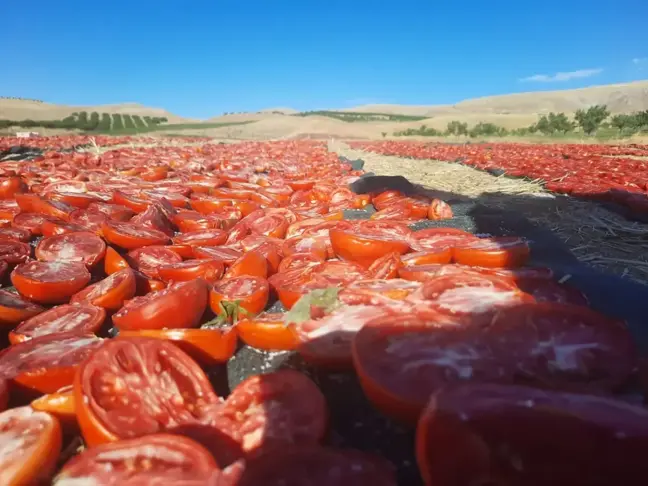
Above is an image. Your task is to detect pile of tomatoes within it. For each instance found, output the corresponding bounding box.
[0,136,142,153]
[351,141,648,217]
[0,138,646,485]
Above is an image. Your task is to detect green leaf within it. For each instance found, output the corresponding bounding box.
[283,287,341,325]
[201,299,250,329]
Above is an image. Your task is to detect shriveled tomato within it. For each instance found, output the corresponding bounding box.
[0,333,104,395]
[0,406,62,485]
[74,337,221,446]
[9,303,105,344]
[401,249,453,266]
[40,219,90,237]
[102,220,170,250]
[0,240,31,264]
[236,312,298,351]
[453,236,531,268]
[70,268,137,311]
[11,260,92,304]
[416,383,648,486]
[0,289,45,328]
[282,235,328,260]
[54,434,220,485]
[208,370,327,456]
[35,231,106,267]
[210,276,269,316]
[130,203,175,236]
[112,279,208,331]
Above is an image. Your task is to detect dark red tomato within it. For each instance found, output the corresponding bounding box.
[127,245,182,279]
[87,201,135,222]
[113,279,208,331]
[12,212,52,236]
[158,259,225,284]
[40,219,90,237]
[0,333,104,394]
[208,370,327,456]
[228,446,397,486]
[9,303,105,344]
[0,379,7,411]
[416,383,648,486]
[0,289,45,329]
[102,220,170,250]
[54,434,220,485]
[210,276,269,316]
[408,227,478,253]
[35,231,106,267]
[453,236,531,268]
[0,240,30,264]
[70,268,137,311]
[68,208,107,234]
[488,303,636,394]
[515,278,588,305]
[0,226,30,242]
[74,337,221,446]
[0,406,62,485]
[11,260,92,304]
[173,228,228,247]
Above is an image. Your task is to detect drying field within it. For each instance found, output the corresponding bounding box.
[0,135,647,485]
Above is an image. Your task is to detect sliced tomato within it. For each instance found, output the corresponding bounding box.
[227,446,397,486]
[0,176,27,199]
[453,236,531,268]
[416,383,648,486]
[278,252,325,273]
[0,240,31,264]
[224,250,268,279]
[118,327,237,365]
[112,279,208,331]
[130,203,175,236]
[158,259,225,284]
[0,406,62,485]
[102,220,170,250]
[341,279,422,304]
[174,211,223,232]
[11,260,92,304]
[41,219,90,237]
[0,289,45,328]
[208,370,327,456]
[54,434,220,485]
[427,199,453,220]
[0,379,7,411]
[127,245,182,279]
[210,276,269,316]
[70,268,137,311]
[193,245,242,265]
[35,231,106,267]
[408,227,478,253]
[401,249,453,266]
[104,246,130,275]
[248,214,289,239]
[12,212,51,236]
[9,303,105,344]
[0,226,30,242]
[367,251,402,279]
[0,333,104,395]
[173,228,228,247]
[74,337,221,446]
[398,263,484,282]
[236,312,298,351]
[329,222,410,268]
[31,385,76,426]
[282,236,328,260]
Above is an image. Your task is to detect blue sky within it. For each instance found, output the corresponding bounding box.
[1,0,646,119]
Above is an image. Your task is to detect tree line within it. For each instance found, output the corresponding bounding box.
[393,106,648,139]
[0,112,168,132]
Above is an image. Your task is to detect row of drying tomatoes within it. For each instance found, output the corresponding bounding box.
[0,139,645,485]
[350,141,648,215]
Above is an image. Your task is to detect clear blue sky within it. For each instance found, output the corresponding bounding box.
[1,0,647,119]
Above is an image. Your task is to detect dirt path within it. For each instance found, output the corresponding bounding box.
[329,140,648,284]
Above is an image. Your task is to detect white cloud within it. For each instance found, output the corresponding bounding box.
[519,68,603,83]
[632,57,647,65]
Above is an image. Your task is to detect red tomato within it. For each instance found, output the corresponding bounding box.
[277,252,324,273]
[224,250,268,279]
[0,289,45,328]
[127,245,182,279]
[11,260,92,304]
[427,198,453,220]
[35,231,106,267]
[0,226,30,242]
[173,228,228,247]
[0,379,6,411]
[248,214,289,238]
[416,383,648,486]
[70,268,137,311]
[367,251,402,279]
[0,333,104,394]
[31,385,76,426]
[104,246,130,275]
[74,337,221,446]
[453,236,531,268]
[400,249,453,266]
[193,245,242,265]
[118,327,237,365]
[0,176,27,200]
[55,434,220,485]
[9,303,105,344]
[236,312,298,351]
[130,203,176,236]
[408,227,478,253]
[102,220,170,250]
[112,279,208,331]
[0,406,62,485]
[174,211,222,232]
[329,222,411,268]
[158,258,225,284]
[0,240,31,264]
[210,276,269,316]
[341,278,422,304]
[40,219,90,237]
[282,235,328,260]
[208,370,327,456]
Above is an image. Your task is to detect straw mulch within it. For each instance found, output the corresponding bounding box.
[329,140,648,285]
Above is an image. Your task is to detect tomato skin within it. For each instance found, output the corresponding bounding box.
[453,237,531,268]
[224,250,268,279]
[35,231,107,267]
[428,199,453,220]
[102,220,171,250]
[112,279,209,331]
[236,312,298,351]
[127,245,182,279]
[401,249,452,266]
[75,337,220,447]
[210,276,270,316]
[416,383,648,486]
[70,268,137,311]
[367,251,402,279]
[31,386,76,427]
[104,246,130,275]
[0,406,63,485]
[0,289,45,328]
[55,434,220,485]
[329,227,410,268]
[11,260,92,304]
[118,327,237,365]
[158,259,225,284]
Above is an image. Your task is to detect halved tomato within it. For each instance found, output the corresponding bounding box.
[453,236,531,268]
[236,312,298,351]
[329,222,411,268]
[210,276,269,316]
[31,385,76,426]
[224,250,268,279]
[158,259,225,284]
[0,289,45,328]
[102,220,170,250]
[104,246,130,275]
[173,228,228,247]
[11,260,92,304]
[70,268,137,311]
[35,231,106,267]
[127,245,182,279]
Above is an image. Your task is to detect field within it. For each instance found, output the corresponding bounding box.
[0,132,647,484]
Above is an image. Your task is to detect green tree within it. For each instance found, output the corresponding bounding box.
[574,105,610,135]
[97,113,112,131]
[112,114,124,130]
[446,120,468,136]
[132,115,146,128]
[123,115,136,130]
